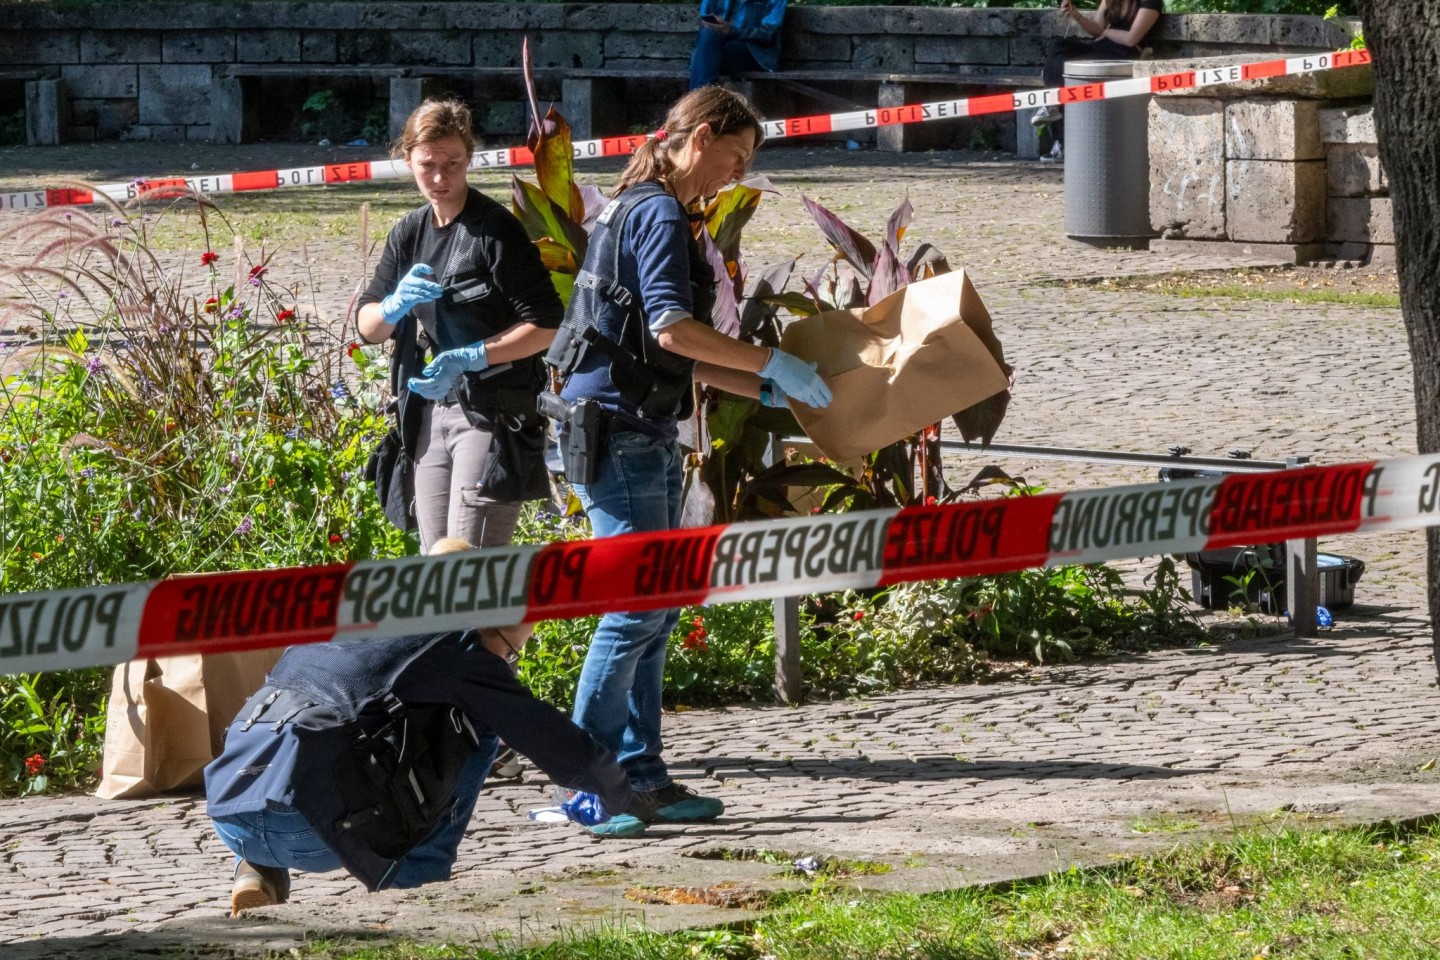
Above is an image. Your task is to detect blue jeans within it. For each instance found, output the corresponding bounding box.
[689,29,765,89]
[572,430,683,792]
[211,738,496,890]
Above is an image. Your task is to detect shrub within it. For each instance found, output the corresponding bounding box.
[0,198,407,794]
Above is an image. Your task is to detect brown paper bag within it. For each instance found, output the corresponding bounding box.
[95,649,282,799]
[779,269,1010,462]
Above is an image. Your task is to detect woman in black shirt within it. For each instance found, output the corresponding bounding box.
[1031,0,1164,134]
[356,100,563,557]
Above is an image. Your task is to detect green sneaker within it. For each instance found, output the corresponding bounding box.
[639,782,724,823]
[584,813,649,839]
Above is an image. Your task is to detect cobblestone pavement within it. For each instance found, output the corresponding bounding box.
[0,145,1430,957]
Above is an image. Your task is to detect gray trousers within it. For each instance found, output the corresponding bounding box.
[413,401,530,649]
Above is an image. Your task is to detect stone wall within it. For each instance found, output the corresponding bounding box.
[1142,55,1387,265]
[0,3,1362,143]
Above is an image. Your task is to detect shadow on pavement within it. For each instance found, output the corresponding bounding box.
[696,756,1195,783]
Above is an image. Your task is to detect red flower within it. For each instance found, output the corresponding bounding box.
[163,419,177,433]
[346,341,362,359]
[691,615,704,628]
[24,754,44,776]
[924,495,937,506]
[203,297,219,313]
[248,264,267,279]
[852,610,865,622]
[329,533,343,545]
[276,308,296,323]
[200,251,219,267]
[682,630,709,652]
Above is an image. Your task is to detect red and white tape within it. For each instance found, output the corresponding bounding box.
[0,49,1371,214]
[1,448,1434,677]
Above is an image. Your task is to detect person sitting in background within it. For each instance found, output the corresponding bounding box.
[1031,0,1163,147]
[689,0,788,90]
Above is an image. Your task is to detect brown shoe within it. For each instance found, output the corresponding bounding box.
[230,859,290,916]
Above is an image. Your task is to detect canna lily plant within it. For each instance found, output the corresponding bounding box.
[763,193,1016,512]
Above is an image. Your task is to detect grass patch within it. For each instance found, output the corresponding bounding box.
[284,818,1440,959]
[1055,267,1401,309]
[1150,283,1400,309]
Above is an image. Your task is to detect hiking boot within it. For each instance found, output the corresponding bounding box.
[490,746,524,780]
[553,787,650,839]
[1031,104,1061,126]
[635,782,724,823]
[230,860,290,916]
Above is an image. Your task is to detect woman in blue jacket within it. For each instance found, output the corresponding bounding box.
[690,0,788,89]
[548,86,830,837]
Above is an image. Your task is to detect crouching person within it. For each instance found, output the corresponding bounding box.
[204,541,631,916]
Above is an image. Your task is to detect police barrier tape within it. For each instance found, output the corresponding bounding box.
[2,448,1436,677]
[0,48,1372,214]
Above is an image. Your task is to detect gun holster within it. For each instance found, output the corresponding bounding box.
[538,391,606,485]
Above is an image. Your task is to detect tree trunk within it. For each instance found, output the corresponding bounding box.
[1356,2,1440,675]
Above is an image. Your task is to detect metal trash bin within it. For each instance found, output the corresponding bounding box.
[1062,59,1153,249]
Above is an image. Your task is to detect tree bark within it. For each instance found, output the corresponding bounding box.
[1355,2,1440,675]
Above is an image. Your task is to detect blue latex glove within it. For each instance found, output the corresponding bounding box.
[380,263,444,325]
[758,379,789,409]
[760,348,832,409]
[406,341,489,401]
[561,791,611,827]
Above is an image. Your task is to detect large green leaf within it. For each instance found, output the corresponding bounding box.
[533,106,585,223]
[760,291,818,319]
[706,184,763,262]
[534,238,577,274]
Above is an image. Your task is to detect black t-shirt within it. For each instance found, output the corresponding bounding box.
[1106,0,1162,32]
[358,187,563,395]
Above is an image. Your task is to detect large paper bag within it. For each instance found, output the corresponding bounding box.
[96,649,281,799]
[779,269,1010,462]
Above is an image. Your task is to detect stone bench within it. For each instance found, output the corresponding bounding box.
[212,63,577,144]
[562,67,1045,156]
[1,67,62,146]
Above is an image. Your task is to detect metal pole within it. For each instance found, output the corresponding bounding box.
[774,595,803,705]
[766,433,804,704]
[1285,457,1320,637]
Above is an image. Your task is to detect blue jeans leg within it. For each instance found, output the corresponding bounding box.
[388,736,497,889]
[689,31,763,89]
[211,807,344,881]
[572,431,683,792]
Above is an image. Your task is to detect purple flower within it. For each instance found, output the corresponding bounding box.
[80,467,95,479]
[285,427,302,439]
[230,452,241,465]
[218,484,232,494]
[246,277,261,287]
[85,356,102,374]
[226,307,244,320]
[158,323,170,335]
[109,217,123,228]
[58,291,69,300]
[329,381,348,400]
[63,212,72,221]
[235,517,253,536]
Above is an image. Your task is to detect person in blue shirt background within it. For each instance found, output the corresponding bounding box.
[689,0,788,90]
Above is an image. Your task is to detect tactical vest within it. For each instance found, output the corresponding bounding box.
[544,182,717,422]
